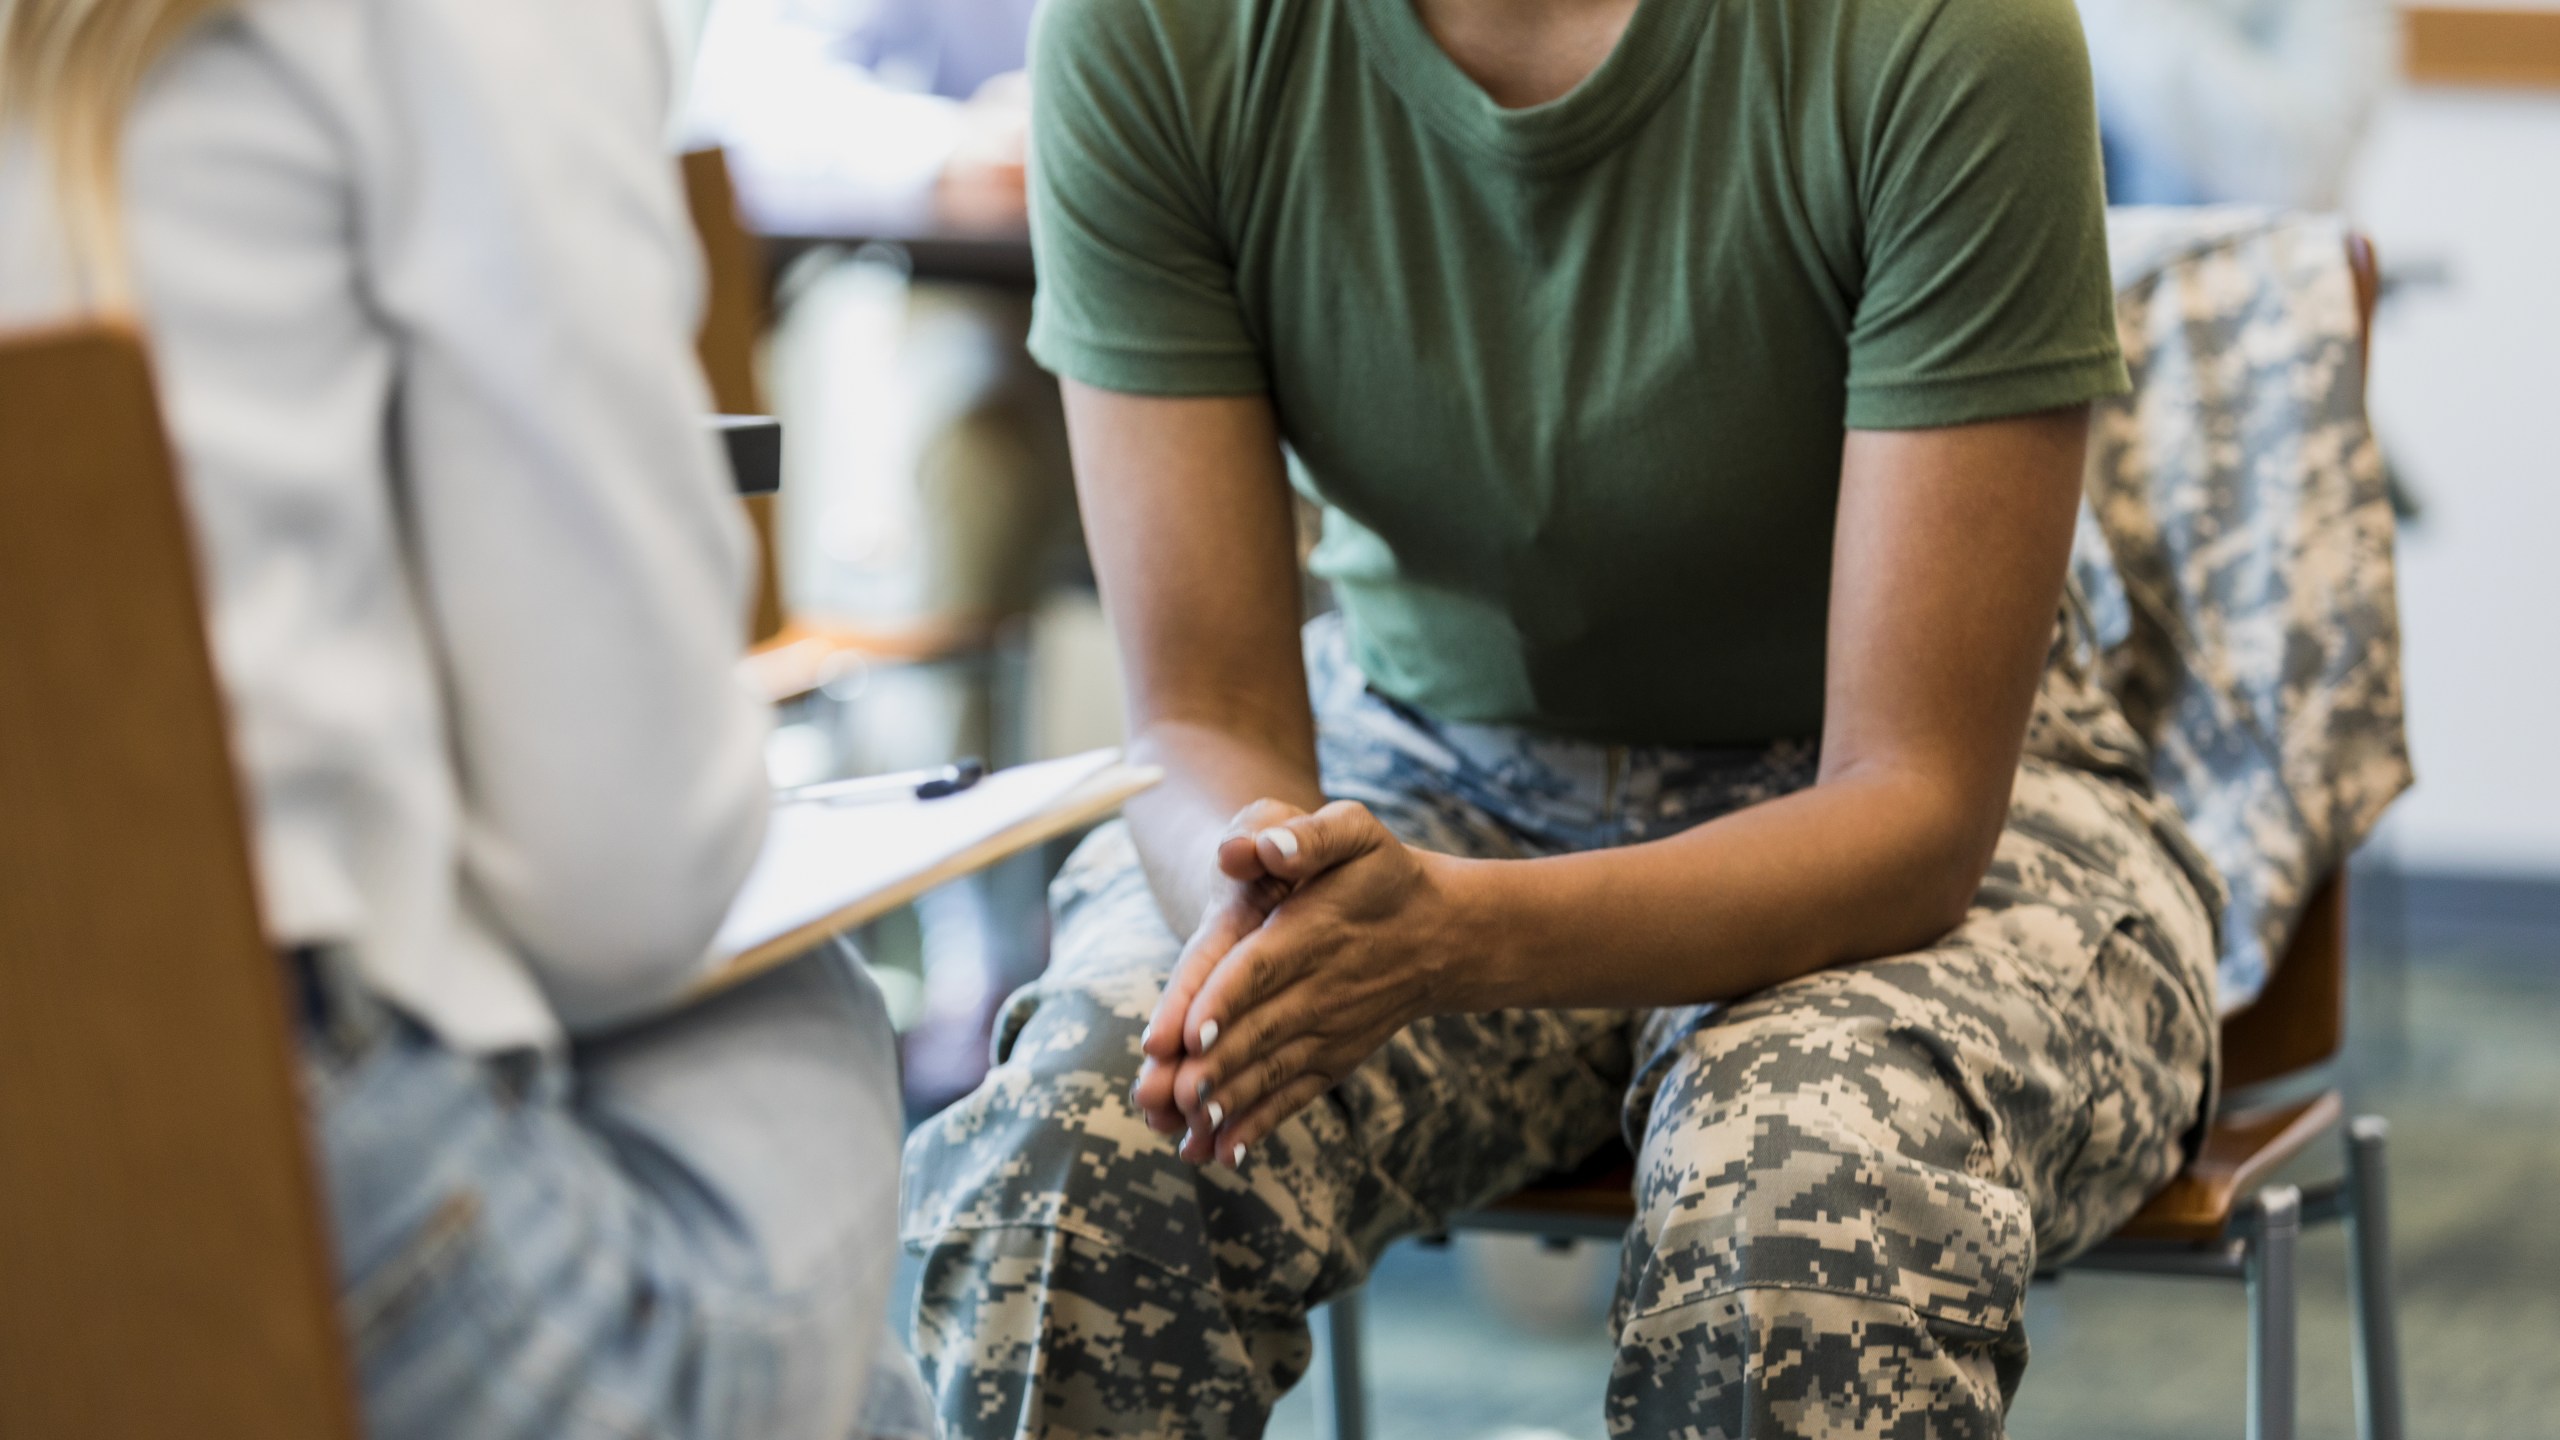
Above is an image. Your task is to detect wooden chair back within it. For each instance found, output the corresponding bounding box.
[681,147,788,645]
[0,324,360,1440]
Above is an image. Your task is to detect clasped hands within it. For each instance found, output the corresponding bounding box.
[1130,799,1469,1167]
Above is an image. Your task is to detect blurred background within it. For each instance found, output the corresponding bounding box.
[662,1,2560,1433]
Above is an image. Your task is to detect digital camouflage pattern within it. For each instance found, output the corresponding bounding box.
[2075,208,2412,1010]
[902,619,2217,1439]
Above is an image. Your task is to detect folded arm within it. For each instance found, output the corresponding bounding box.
[1064,379,1326,920]
[1454,413,2090,1011]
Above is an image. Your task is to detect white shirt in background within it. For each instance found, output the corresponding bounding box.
[2078,0,2396,210]
[0,0,773,1053]
[681,0,1036,235]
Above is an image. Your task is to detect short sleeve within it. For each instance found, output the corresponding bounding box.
[1843,0,2129,430]
[1025,0,1267,395]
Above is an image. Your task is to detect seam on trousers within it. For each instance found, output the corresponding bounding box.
[901,1216,1218,1293]
[904,1210,1398,1318]
[1618,1280,2012,1342]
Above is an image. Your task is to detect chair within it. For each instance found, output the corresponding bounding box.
[1309,234,2404,1440]
[0,161,805,1438]
[683,147,791,647]
[0,323,361,1440]
[679,147,1005,706]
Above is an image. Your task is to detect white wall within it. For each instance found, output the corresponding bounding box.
[2350,80,2560,875]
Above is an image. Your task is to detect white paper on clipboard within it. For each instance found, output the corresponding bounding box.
[702,749,1144,988]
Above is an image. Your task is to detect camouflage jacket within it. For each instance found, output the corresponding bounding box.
[2075,207,2413,1011]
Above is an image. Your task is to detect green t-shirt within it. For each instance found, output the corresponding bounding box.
[1027,0,2128,744]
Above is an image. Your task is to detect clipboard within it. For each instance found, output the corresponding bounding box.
[690,749,1159,999]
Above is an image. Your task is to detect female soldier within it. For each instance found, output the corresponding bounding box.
[904,0,2220,1434]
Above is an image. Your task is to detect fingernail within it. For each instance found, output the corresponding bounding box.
[1199,1019,1220,1051]
[1207,1100,1225,1129]
[1259,827,1299,859]
[1141,1021,1154,1047]
[1196,1078,1211,1111]
[1231,1141,1248,1168]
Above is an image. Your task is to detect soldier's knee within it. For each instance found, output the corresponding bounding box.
[1628,1093,2031,1348]
[1610,1283,2015,1437]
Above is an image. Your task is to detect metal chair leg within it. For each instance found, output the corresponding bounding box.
[2247,1185,2303,1440]
[1313,1291,1370,1440]
[2346,1117,2406,1440]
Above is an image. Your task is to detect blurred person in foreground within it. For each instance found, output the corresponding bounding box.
[899,0,2225,1434]
[2077,0,2396,209]
[686,0,1081,1109]
[0,0,926,1434]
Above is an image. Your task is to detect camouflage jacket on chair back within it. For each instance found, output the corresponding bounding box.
[2074,207,2413,1012]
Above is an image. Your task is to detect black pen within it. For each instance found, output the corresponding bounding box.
[775,757,986,807]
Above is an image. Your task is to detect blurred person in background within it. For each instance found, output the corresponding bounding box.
[2077,0,2396,209]
[686,0,1081,1110]
[0,0,926,1434]
[687,0,1042,236]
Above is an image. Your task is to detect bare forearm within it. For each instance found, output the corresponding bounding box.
[1443,766,1996,1013]
[1060,381,1318,938]
[1124,719,1326,938]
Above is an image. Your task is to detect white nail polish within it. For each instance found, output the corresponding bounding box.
[1260,827,1300,859]
[1207,1101,1225,1129]
[1199,1019,1220,1051]
[1231,1142,1248,1168]
[1141,1021,1154,1047]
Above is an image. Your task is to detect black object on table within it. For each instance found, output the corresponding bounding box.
[710,415,782,496]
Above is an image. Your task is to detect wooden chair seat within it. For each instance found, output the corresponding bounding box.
[2109,1090,2342,1244]
[1477,1089,2345,1251]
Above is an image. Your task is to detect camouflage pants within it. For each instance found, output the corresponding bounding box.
[903,618,2219,1439]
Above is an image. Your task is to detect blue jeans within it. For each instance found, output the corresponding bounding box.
[298,944,932,1440]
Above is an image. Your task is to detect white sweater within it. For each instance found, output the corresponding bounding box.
[0,0,772,1052]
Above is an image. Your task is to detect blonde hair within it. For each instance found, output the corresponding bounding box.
[0,0,227,308]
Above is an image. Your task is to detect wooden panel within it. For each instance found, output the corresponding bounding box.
[2405,5,2560,89]
[679,148,787,645]
[738,494,788,647]
[2221,872,2351,1093]
[0,325,359,1440]
[680,148,768,416]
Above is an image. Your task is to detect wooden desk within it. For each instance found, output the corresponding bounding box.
[763,228,1035,291]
